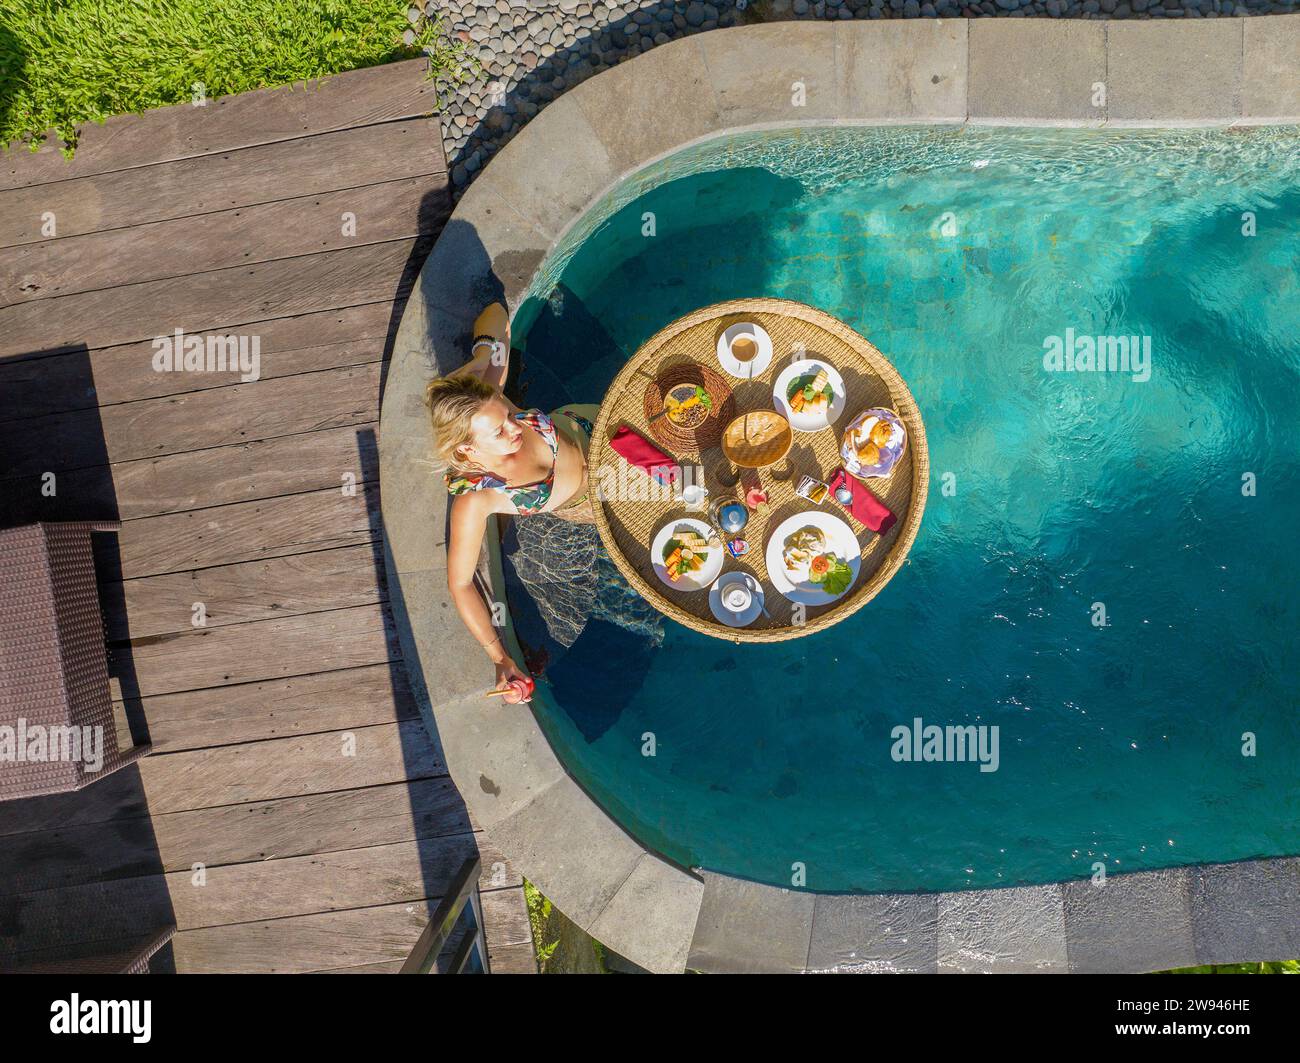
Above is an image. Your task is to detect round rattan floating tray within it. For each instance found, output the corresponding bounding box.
[590,298,929,643]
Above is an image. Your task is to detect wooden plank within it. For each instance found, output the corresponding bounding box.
[137,719,443,815]
[485,940,540,975]
[0,783,525,902]
[0,118,446,247]
[2,836,484,943]
[0,237,430,357]
[118,603,398,699]
[1,363,381,476]
[313,958,406,974]
[116,661,414,752]
[58,423,380,523]
[1,177,449,304]
[0,59,438,191]
[0,778,476,892]
[0,302,394,418]
[107,544,384,640]
[0,768,150,838]
[170,900,432,973]
[109,483,380,580]
[167,881,532,974]
[167,836,483,930]
[481,886,535,948]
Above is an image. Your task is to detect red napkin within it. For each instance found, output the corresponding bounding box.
[828,468,896,535]
[610,426,680,487]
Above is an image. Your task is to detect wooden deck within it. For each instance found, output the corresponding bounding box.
[0,60,534,973]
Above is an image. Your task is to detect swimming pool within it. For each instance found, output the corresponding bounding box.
[506,126,1300,895]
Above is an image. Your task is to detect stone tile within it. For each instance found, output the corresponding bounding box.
[488,774,644,930]
[695,23,838,128]
[1243,16,1300,123]
[589,853,706,974]
[399,567,497,699]
[835,21,967,123]
[938,885,1068,973]
[686,872,816,973]
[569,36,723,174]
[394,547,568,831]
[1189,858,1300,966]
[1107,21,1242,126]
[969,21,1105,125]
[1062,868,1195,973]
[470,93,618,241]
[808,892,939,973]
[376,315,463,575]
[427,688,569,833]
[417,192,550,318]
[389,284,476,379]
[378,464,446,577]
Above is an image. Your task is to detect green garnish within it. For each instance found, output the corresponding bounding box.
[789,375,832,402]
[818,558,853,596]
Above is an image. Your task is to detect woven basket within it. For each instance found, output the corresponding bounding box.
[591,298,929,643]
[641,361,735,451]
[722,410,793,469]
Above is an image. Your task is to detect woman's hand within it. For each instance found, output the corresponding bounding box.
[494,658,534,704]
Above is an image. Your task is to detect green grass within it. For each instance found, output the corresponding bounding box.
[1164,960,1299,975]
[0,0,474,152]
[523,879,608,974]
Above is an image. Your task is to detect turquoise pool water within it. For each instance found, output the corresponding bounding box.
[507,126,1300,894]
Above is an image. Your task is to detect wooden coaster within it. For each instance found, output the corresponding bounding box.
[642,362,735,450]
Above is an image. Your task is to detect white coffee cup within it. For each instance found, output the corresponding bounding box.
[729,330,759,363]
[722,581,753,614]
[681,483,708,506]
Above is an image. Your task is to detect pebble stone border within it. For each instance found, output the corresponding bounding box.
[380,19,1300,972]
[420,0,1298,189]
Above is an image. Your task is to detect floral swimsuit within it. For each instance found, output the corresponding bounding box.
[445,409,593,515]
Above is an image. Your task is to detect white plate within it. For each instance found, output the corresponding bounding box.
[716,322,774,380]
[772,359,847,433]
[650,518,725,592]
[764,510,861,606]
[708,572,766,628]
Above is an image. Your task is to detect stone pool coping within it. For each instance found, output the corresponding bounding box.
[379,18,1300,972]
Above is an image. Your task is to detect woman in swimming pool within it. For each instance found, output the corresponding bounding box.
[428,303,597,704]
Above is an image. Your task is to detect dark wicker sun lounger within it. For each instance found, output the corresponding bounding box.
[0,521,151,801]
[6,925,177,974]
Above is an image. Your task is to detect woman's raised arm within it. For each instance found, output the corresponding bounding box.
[449,303,511,392]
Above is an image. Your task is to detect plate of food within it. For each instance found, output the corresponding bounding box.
[650,518,726,592]
[773,359,847,432]
[764,510,861,606]
[841,407,907,478]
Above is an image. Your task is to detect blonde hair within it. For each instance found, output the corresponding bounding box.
[426,374,499,473]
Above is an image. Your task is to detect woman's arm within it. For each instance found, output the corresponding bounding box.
[446,492,532,700]
[449,303,511,392]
